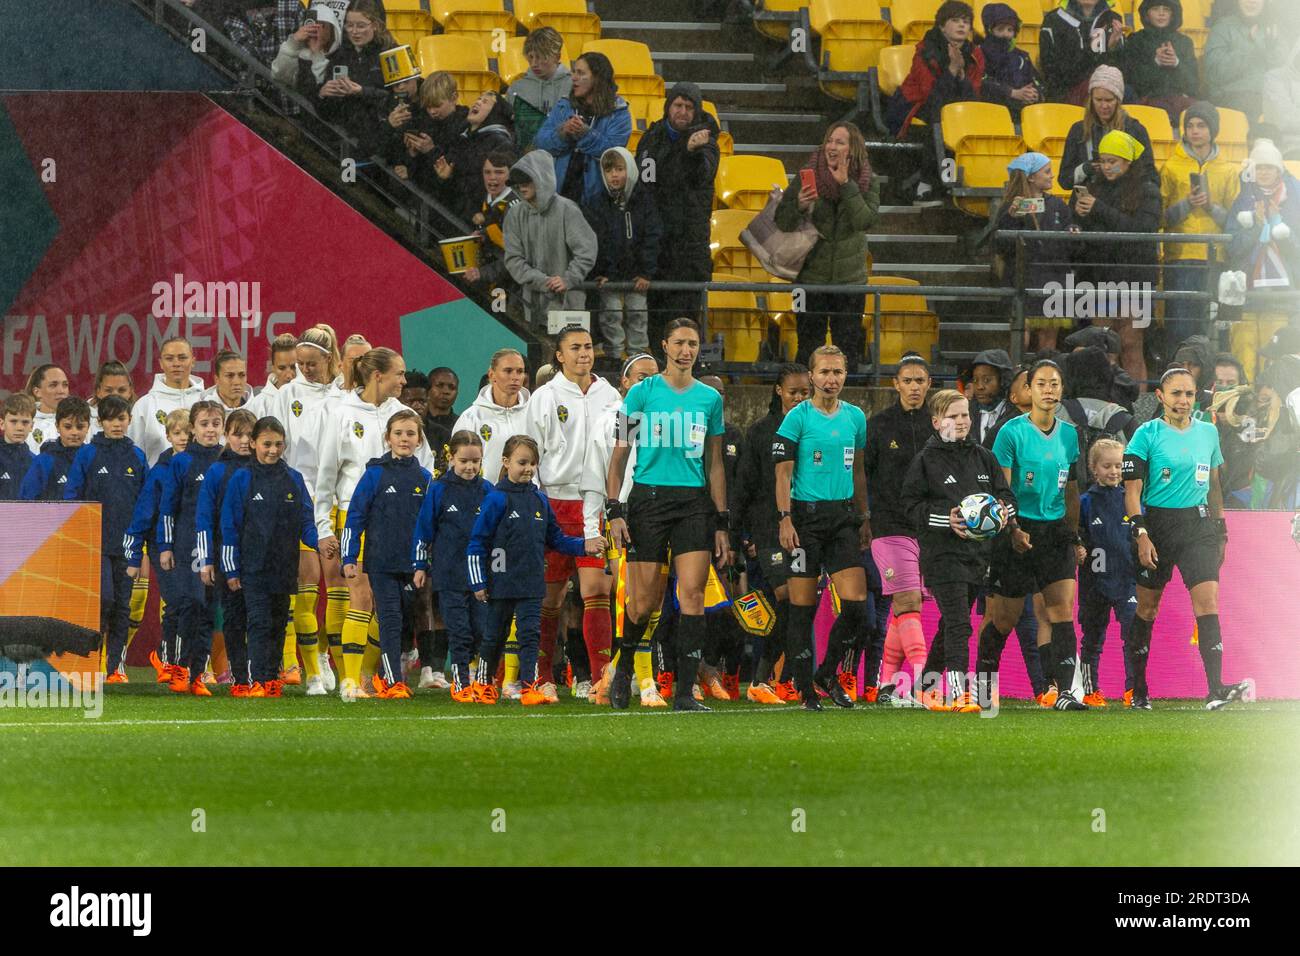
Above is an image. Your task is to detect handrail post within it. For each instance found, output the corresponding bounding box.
[871,292,882,379]
[1011,236,1026,365]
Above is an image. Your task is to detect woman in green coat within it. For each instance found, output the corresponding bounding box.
[775,122,882,369]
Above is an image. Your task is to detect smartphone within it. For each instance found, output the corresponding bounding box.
[333,65,349,81]
[1075,185,1090,199]
[302,10,317,25]
[1011,196,1045,215]
[1189,172,1203,194]
[799,167,817,196]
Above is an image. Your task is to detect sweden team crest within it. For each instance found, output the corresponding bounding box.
[480,424,493,442]
[291,400,303,417]
[155,410,167,425]
[557,404,569,423]
[32,429,43,445]
[353,422,365,438]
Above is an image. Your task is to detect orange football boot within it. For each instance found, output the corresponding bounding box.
[473,681,499,705]
[105,672,129,685]
[230,684,251,698]
[168,667,191,694]
[280,665,302,686]
[190,679,212,697]
[838,671,859,702]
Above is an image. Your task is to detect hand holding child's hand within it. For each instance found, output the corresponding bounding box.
[413,570,427,589]
[160,550,175,571]
[343,563,358,579]
[473,589,488,603]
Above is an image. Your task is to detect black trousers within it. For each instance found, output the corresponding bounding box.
[795,291,866,369]
[926,581,978,676]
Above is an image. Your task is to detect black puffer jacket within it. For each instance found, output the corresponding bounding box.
[319,36,390,158]
[634,81,721,280]
[1071,166,1163,288]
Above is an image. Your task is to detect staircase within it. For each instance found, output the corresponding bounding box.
[594,0,1011,369]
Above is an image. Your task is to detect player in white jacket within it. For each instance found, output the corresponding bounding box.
[453,348,532,472]
[314,346,433,700]
[23,364,69,453]
[198,350,252,416]
[245,332,299,418]
[127,338,206,465]
[523,326,623,702]
[262,325,346,694]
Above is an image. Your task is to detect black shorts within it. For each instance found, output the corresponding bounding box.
[625,485,716,565]
[786,500,862,579]
[750,530,790,588]
[1137,505,1222,590]
[988,517,1077,598]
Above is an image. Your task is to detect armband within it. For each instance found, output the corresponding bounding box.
[605,499,625,521]
[1121,454,1146,481]
[771,438,797,464]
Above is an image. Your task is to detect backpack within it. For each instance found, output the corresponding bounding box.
[1060,397,1135,484]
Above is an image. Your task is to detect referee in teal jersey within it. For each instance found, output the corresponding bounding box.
[1123,367,1252,711]
[772,344,871,711]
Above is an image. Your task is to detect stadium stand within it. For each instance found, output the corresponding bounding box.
[513,0,603,51]
[1123,103,1178,166]
[581,38,664,122]
[940,102,1026,216]
[807,0,892,102]
[432,0,519,47]
[417,35,503,105]
[887,0,937,45]
[715,154,791,211]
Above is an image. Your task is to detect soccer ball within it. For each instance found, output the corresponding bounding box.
[959,493,1007,540]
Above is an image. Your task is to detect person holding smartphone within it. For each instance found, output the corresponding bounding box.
[994,152,1074,353]
[271,5,343,99]
[775,121,880,369]
[318,0,392,158]
[1160,102,1239,347]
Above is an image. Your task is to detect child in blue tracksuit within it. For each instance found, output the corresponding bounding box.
[412,429,493,700]
[123,409,192,674]
[467,434,595,704]
[156,401,227,694]
[1077,438,1137,704]
[195,411,257,693]
[220,416,318,696]
[63,395,147,679]
[0,393,37,499]
[342,410,432,699]
[20,397,92,500]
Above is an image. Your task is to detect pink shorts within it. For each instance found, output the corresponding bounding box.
[870,535,923,595]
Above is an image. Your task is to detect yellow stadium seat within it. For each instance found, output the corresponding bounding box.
[432,0,517,51]
[701,100,734,156]
[1124,104,1176,165]
[1215,107,1250,165]
[863,276,938,365]
[513,0,602,54]
[387,0,435,38]
[941,102,1026,215]
[626,127,643,152]
[707,274,766,362]
[875,44,914,97]
[715,155,790,211]
[888,0,935,44]
[1288,161,1300,181]
[495,36,572,85]
[1020,102,1082,197]
[582,38,665,125]
[417,35,503,106]
[809,0,892,101]
[753,0,807,42]
[710,210,772,282]
[975,0,1042,66]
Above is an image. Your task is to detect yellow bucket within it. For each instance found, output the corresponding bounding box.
[380,44,420,87]
[439,235,481,274]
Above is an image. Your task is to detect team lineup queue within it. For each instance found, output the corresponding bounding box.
[0,319,1251,711]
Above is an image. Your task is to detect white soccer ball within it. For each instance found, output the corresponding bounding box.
[959,493,1008,541]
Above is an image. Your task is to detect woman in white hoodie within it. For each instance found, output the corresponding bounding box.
[127,337,206,466]
[314,347,432,699]
[271,4,343,99]
[523,327,623,702]
[269,324,345,694]
[453,348,532,471]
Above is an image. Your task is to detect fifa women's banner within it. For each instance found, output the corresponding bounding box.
[0,92,511,397]
[817,511,1300,700]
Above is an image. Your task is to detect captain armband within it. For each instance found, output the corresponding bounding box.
[1122,454,1147,481]
[771,437,797,464]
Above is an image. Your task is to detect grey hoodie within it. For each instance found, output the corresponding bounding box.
[502,150,598,324]
[1263,38,1300,158]
[271,4,343,86]
[507,61,573,117]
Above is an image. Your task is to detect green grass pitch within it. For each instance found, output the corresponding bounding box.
[2,670,1297,866]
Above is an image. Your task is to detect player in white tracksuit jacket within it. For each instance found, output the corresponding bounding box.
[452,348,532,474]
[523,327,623,695]
[313,348,433,699]
[128,344,207,466]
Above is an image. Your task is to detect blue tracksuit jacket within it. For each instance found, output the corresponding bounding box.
[466,478,585,599]
[341,453,431,573]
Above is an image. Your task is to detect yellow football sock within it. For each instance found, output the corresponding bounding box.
[341,609,370,688]
[328,637,343,674]
[635,610,659,686]
[126,576,149,647]
[326,587,348,639]
[295,585,321,678]
[362,638,382,677]
[503,617,519,685]
[282,593,298,670]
